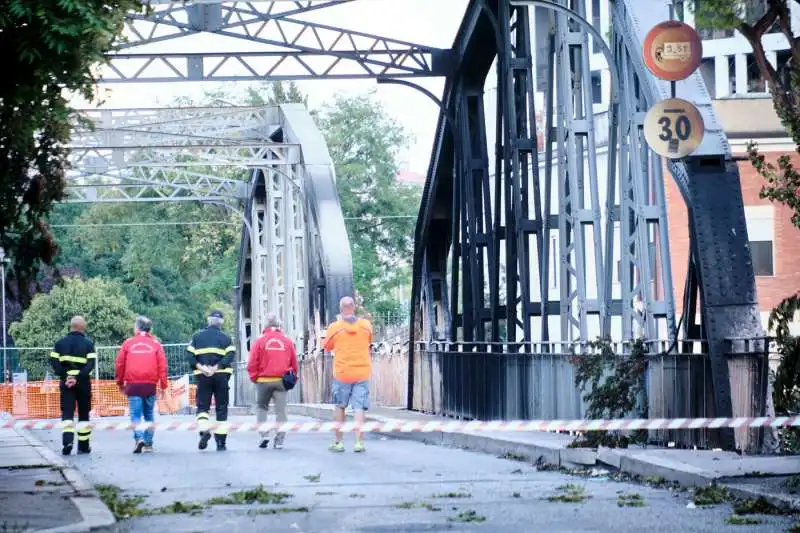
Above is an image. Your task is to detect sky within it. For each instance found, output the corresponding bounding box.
[76,0,470,175]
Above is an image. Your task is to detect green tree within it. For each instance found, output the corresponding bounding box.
[9,276,136,379]
[316,91,421,317]
[47,202,240,342]
[1,0,145,298]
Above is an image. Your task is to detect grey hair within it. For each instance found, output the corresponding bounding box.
[264,312,281,328]
[135,315,152,332]
[339,296,355,311]
[70,316,86,331]
[207,316,224,328]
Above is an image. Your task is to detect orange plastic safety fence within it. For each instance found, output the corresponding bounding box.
[0,379,197,419]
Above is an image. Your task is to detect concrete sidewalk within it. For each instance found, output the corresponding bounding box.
[286,403,800,511]
[0,426,115,532]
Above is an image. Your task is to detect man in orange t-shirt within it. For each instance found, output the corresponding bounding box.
[323,296,372,453]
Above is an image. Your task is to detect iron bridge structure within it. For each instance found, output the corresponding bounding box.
[62,0,769,451]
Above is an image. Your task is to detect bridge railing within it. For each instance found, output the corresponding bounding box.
[408,339,771,452]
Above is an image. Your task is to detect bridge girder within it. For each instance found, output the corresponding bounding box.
[104,0,450,82]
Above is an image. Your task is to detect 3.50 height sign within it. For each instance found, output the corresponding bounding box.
[641,20,705,159]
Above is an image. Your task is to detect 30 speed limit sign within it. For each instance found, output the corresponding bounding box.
[643,98,705,159]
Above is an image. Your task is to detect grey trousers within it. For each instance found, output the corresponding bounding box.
[256,381,288,442]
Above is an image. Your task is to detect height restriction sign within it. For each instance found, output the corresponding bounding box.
[643,98,705,159]
[643,21,703,81]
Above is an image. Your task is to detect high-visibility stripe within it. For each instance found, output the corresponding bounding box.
[76,422,92,432]
[50,352,61,359]
[256,377,281,383]
[214,422,229,435]
[192,347,227,356]
[193,367,233,375]
[62,427,75,433]
[77,435,90,441]
[66,369,80,376]
[86,352,97,359]
[225,345,235,353]
[196,413,209,419]
[60,355,87,364]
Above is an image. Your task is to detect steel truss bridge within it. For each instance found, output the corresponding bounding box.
[64,0,768,450]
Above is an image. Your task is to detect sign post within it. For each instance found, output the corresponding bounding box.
[642,19,705,159]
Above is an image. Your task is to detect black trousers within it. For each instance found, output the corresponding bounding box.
[60,377,92,449]
[195,373,230,436]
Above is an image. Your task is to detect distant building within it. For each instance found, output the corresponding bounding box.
[396,170,426,185]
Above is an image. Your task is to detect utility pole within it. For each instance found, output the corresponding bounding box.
[0,247,8,383]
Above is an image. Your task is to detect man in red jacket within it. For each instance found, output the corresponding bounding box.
[247,313,298,449]
[115,316,169,454]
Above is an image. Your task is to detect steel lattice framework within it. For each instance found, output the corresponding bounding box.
[57,0,768,451]
[106,0,449,82]
[66,105,354,392]
[407,0,765,450]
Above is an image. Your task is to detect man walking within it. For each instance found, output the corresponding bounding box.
[247,313,298,450]
[323,296,373,453]
[187,310,236,451]
[50,316,97,455]
[115,316,169,454]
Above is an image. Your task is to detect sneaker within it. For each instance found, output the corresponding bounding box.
[133,440,145,454]
[198,431,211,451]
[62,444,72,456]
[259,438,270,449]
[353,441,366,453]
[328,441,345,453]
[142,445,154,453]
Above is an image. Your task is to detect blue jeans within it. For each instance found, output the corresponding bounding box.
[129,396,156,445]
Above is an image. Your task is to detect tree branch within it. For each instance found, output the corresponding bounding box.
[770,0,800,66]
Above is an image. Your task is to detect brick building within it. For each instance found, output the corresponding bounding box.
[665,98,800,332]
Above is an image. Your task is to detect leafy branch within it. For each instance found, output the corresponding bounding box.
[571,338,648,448]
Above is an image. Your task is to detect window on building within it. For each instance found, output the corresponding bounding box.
[750,241,774,276]
[591,70,602,104]
[744,0,781,33]
[727,55,736,95]
[745,205,775,277]
[591,0,601,53]
[747,53,767,93]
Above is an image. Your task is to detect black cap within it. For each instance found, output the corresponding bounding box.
[209,309,224,319]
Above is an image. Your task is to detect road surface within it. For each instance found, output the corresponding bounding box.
[31,415,794,533]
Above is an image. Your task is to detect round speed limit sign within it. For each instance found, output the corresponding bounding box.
[643,98,705,159]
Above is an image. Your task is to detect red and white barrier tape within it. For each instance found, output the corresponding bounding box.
[4,416,800,433]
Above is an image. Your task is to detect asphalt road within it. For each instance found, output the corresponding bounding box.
[31,415,795,533]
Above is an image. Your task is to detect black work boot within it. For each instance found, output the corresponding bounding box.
[215,434,227,452]
[198,431,211,450]
[77,441,91,455]
[62,434,73,456]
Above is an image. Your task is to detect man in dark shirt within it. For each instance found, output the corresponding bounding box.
[187,310,236,451]
[50,316,96,455]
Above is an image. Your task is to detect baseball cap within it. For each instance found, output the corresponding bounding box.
[209,309,224,319]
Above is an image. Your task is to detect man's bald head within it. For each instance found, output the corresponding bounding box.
[70,316,86,332]
[339,296,355,317]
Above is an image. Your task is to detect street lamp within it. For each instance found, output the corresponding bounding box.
[0,247,8,383]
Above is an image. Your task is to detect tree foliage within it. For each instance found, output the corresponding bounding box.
[47,202,239,342]
[316,91,421,315]
[0,0,145,299]
[9,276,136,378]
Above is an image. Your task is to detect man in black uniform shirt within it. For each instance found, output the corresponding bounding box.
[187,310,236,451]
[50,316,97,455]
